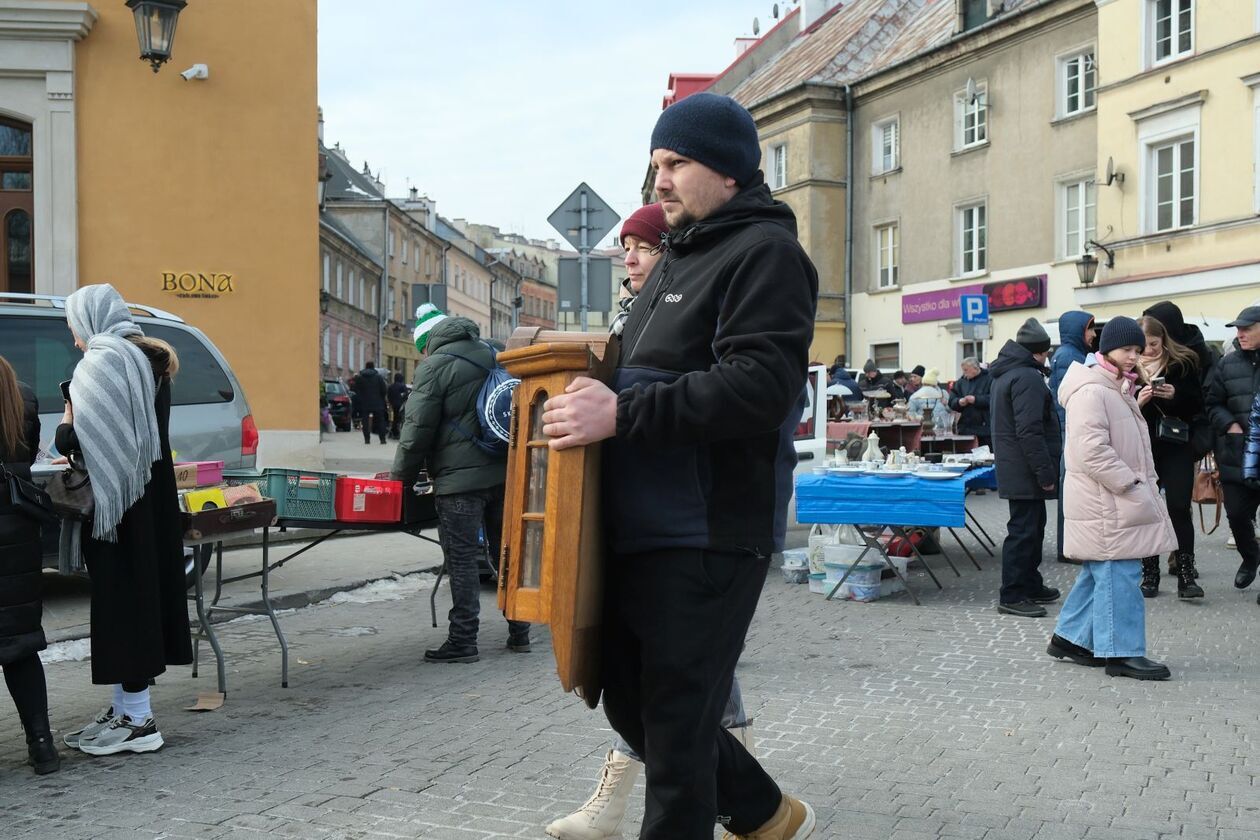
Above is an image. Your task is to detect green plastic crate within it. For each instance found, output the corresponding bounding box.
[252,468,338,521]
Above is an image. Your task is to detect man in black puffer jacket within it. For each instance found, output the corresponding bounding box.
[540,93,818,839]
[989,319,1063,618]
[1205,306,1260,590]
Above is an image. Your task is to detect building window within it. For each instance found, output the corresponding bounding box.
[335,262,343,299]
[870,342,900,370]
[322,254,330,292]
[1062,179,1096,258]
[960,0,988,31]
[1150,0,1193,65]
[388,285,396,321]
[958,203,987,275]
[1059,51,1096,117]
[401,238,408,264]
[875,223,899,289]
[771,143,787,189]
[388,228,395,257]
[959,340,985,369]
[336,332,344,368]
[322,326,330,365]
[873,118,899,174]
[954,85,987,150]
[370,280,378,316]
[1150,137,1196,231]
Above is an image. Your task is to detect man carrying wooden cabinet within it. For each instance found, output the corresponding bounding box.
[540,93,819,840]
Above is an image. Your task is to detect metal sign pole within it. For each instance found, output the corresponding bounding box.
[579,190,589,332]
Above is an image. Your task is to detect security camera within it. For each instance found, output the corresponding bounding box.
[180,64,209,81]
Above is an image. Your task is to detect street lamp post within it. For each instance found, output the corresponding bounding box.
[125,0,187,73]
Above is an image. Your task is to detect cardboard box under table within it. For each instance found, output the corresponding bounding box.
[794,466,996,605]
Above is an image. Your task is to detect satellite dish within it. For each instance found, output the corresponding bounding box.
[773,3,780,18]
[753,17,760,35]
[1104,156,1125,186]
[965,77,978,104]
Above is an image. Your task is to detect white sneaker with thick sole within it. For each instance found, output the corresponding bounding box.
[63,706,115,749]
[546,749,641,840]
[78,715,164,756]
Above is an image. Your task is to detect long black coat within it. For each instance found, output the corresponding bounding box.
[1141,356,1205,454]
[989,341,1062,500]
[1205,342,1260,485]
[0,383,46,666]
[948,370,992,438]
[56,372,192,685]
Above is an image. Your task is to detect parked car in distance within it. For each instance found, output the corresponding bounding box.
[322,378,352,431]
[0,292,257,575]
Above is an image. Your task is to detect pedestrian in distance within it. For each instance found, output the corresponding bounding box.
[540,92,818,839]
[1136,315,1205,598]
[906,364,926,396]
[351,360,389,445]
[1205,305,1260,593]
[391,303,529,663]
[547,202,757,840]
[387,372,408,440]
[0,355,59,774]
[1240,388,1260,606]
[990,318,1063,617]
[889,370,909,401]
[1049,310,1096,566]
[56,284,193,756]
[1048,316,1177,680]
[949,357,992,448]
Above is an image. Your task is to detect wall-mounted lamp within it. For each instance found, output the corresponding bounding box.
[125,0,187,73]
[1075,240,1115,286]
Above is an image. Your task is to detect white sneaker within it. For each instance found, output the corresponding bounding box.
[78,715,164,756]
[546,749,641,840]
[63,706,115,749]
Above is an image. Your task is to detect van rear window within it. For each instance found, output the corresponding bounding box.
[0,316,233,408]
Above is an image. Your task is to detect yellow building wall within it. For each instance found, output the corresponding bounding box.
[1094,0,1260,280]
[74,1,318,451]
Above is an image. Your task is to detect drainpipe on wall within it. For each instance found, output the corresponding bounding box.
[378,202,389,367]
[842,83,854,366]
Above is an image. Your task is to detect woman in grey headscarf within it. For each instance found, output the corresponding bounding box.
[54,284,191,757]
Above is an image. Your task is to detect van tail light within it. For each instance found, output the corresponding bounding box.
[241,414,259,457]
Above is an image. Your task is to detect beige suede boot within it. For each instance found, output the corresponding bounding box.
[721,794,816,839]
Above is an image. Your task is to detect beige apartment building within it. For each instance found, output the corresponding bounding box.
[1077,0,1260,326]
[848,0,1098,373]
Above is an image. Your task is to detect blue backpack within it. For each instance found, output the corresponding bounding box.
[437,342,519,455]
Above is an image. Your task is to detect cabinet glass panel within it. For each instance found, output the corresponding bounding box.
[521,519,544,589]
[526,394,548,512]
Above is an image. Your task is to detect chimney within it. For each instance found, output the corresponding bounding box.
[409,186,419,200]
[800,0,840,31]
[317,106,324,142]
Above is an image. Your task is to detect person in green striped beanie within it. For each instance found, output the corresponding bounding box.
[413,303,448,354]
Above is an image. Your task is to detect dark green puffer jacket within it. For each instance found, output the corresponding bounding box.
[391,317,506,495]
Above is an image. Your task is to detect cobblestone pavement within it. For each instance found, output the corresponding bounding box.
[2,494,1259,839]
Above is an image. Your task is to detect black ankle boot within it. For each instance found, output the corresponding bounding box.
[1140,556,1160,598]
[26,730,61,775]
[1176,552,1204,599]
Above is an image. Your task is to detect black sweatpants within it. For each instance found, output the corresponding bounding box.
[1001,499,1047,604]
[3,653,50,734]
[1153,441,1195,556]
[602,548,780,838]
[360,410,386,444]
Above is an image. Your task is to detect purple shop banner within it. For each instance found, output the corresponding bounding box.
[901,275,1047,324]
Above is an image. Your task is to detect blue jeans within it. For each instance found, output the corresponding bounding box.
[612,676,748,762]
[1053,559,1146,658]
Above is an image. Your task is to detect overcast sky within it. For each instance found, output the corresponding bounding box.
[318,1,780,249]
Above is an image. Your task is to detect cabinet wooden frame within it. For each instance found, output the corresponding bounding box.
[496,328,616,707]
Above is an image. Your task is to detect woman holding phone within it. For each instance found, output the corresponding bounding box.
[1136,315,1205,598]
[1049,317,1178,680]
[55,284,191,756]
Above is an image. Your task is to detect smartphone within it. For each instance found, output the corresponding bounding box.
[1151,376,1166,389]
[59,379,72,404]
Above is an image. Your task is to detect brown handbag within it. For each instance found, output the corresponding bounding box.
[1193,453,1222,534]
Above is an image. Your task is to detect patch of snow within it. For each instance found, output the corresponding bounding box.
[226,608,297,625]
[327,572,436,605]
[327,626,378,637]
[40,638,92,663]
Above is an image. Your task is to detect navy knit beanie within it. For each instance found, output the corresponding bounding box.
[1100,316,1146,355]
[650,93,761,185]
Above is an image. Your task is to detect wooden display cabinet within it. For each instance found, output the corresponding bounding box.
[496,328,617,708]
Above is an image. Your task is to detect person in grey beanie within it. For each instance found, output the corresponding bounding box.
[539,91,818,838]
[989,317,1063,617]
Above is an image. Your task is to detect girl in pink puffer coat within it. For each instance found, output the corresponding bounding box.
[1046,316,1178,681]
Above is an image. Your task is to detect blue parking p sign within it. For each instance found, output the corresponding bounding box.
[960,294,989,324]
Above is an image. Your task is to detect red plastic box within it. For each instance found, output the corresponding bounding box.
[333,477,402,524]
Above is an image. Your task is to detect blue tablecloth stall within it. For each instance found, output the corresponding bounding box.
[794,466,996,605]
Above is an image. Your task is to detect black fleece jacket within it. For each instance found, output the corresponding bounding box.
[605,176,818,556]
